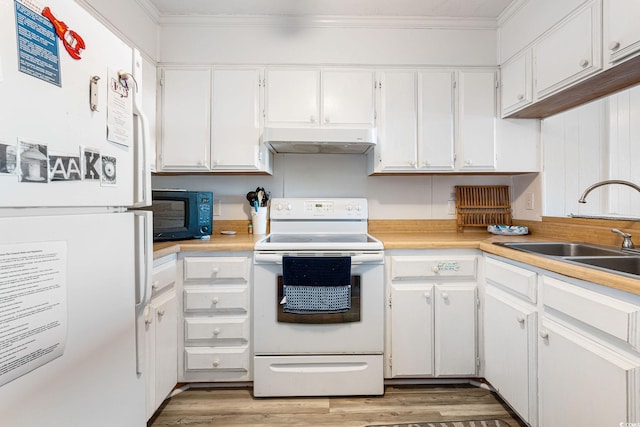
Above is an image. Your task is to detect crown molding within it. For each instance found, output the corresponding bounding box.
[156,14,498,30]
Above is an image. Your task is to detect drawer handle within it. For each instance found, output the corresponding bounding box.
[213,328,221,336]
[539,331,549,339]
[609,41,621,51]
[579,59,589,68]
[212,359,220,368]
[211,297,220,305]
[517,315,525,324]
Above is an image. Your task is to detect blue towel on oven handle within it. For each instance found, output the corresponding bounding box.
[282,256,351,287]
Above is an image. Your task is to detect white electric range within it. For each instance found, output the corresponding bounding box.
[253,198,385,397]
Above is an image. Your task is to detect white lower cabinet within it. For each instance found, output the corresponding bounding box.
[387,251,478,378]
[178,253,251,382]
[146,254,178,420]
[483,254,640,426]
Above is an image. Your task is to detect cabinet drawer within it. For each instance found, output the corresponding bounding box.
[185,316,249,342]
[485,257,537,303]
[152,258,177,294]
[390,256,477,280]
[543,276,640,348]
[184,346,250,372]
[184,286,249,312]
[183,257,250,282]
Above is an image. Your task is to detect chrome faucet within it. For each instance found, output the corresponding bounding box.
[578,179,640,203]
[612,228,635,249]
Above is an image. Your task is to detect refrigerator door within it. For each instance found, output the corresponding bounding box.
[0,0,142,208]
[0,211,146,427]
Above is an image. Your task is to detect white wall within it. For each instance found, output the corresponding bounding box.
[152,155,513,221]
[542,83,640,219]
[159,21,497,66]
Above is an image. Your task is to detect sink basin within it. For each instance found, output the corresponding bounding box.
[493,242,628,257]
[565,256,640,278]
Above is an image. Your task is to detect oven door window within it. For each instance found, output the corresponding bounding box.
[277,276,361,324]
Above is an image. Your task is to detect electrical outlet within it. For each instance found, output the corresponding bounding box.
[525,193,535,210]
[213,199,222,216]
[448,200,456,215]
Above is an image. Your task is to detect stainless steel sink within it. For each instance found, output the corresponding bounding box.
[493,242,628,257]
[564,256,640,278]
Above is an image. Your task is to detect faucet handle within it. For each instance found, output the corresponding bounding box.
[612,228,634,249]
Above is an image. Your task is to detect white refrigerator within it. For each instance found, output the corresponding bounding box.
[0,0,152,426]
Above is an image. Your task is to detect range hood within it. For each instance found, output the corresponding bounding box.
[263,127,376,154]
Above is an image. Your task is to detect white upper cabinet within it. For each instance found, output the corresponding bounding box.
[604,0,640,65]
[159,67,212,171]
[265,68,375,128]
[371,69,503,174]
[418,71,455,171]
[534,2,602,100]
[211,68,265,171]
[322,70,376,127]
[500,50,533,117]
[458,70,496,170]
[374,70,418,171]
[158,67,272,174]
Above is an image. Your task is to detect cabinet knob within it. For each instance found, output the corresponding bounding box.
[465,159,473,166]
[157,309,165,317]
[410,161,418,169]
[517,315,525,324]
[212,360,220,368]
[212,297,220,305]
[579,59,590,68]
[145,316,153,326]
[213,328,221,336]
[212,159,219,166]
[310,115,316,123]
[325,117,330,123]
[516,94,524,101]
[442,292,449,301]
[432,265,440,273]
[539,331,549,339]
[211,267,219,276]
[423,161,430,167]
[152,280,159,291]
[609,41,621,51]
[423,291,431,300]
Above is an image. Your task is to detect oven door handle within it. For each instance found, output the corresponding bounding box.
[254,252,384,264]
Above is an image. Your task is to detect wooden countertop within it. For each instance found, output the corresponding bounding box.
[154,230,640,296]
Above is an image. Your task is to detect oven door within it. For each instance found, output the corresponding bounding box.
[253,252,384,355]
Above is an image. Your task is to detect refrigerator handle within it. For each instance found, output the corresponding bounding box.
[134,210,152,377]
[131,49,152,208]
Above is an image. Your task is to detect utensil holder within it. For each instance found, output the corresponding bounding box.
[252,206,268,235]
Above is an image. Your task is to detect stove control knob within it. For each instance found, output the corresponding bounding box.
[276,203,283,211]
[346,204,353,211]
[356,204,362,211]
[287,203,293,210]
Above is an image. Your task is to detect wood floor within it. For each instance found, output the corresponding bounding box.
[148,384,527,427]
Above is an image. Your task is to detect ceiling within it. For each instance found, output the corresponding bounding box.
[147,0,515,19]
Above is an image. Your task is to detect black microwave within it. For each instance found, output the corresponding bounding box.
[148,190,213,242]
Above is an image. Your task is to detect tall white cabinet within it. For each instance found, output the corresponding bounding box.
[158,67,272,173]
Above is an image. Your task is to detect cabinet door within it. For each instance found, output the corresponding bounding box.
[374,71,418,172]
[211,68,263,171]
[484,287,537,425]
[321,70,375,127]
[152,290,178,412]
[500,50,533,117]
[390,284,434,377]
[539,318,640,427]
[265,69,319,126]
[434,284,477,376]
[605,0,640,64]
[159,68,212,171]
[418,71,455,170]
[457,71,496,170]
[534,3,601,99]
